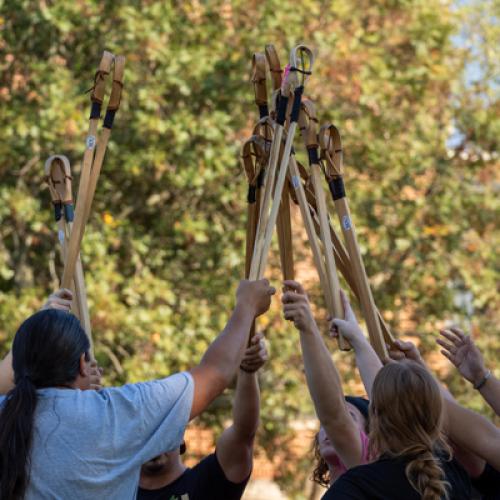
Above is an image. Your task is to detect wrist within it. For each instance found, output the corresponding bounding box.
[472,369,491,390]
[300,320,319,336]
[234,300,257,320]
[349,335,368,352]
[239,365,259,374]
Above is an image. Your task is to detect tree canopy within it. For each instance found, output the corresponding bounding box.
[0,0,498,496]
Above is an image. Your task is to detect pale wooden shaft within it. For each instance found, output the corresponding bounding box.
[256,121,297,278]
[334,198,388,359]
[61,119,99,289]
[310,166,350,351]
[65,220,93,351]
[288,157,330,306]
[82,127,111,230]
[249,125,283,280]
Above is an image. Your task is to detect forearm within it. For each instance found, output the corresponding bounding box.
[198,303,255,387]
[231,370,260,440]
[478,374,500,416]
[351,338,382,399]
[300,325,347,428]
[0,351,14,395]
[445,398,500,470]
[441,386,486,477]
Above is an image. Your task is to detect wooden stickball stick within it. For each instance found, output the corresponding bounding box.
[298,101,349,350]
[319,124,392,359]
[61,51,114,289]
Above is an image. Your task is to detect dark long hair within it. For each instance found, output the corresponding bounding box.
[0,309,90,500]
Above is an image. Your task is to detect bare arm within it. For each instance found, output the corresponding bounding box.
[329,291,382,399]
[0,351,13,395]
[438,327,500,416]
[283,280,363,469]
[444,398,500,471]
[189,279,274,420]
[216,332,267,483]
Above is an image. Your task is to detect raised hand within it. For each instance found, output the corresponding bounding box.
[281,280,317,333]
[437,328,487,385]
[40,289,73,312]
[236,279,276,317]
[328,290,365,347]
[388,339,425,366]
[240,332,268,373]
[89,360,104,391]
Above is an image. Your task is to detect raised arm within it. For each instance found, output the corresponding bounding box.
[329,291,382,399]
[189,279,275,420]
[438,327,500,416]
[0,351,13,395]
[445,398,500,470]
[282,280,363,469]
[216,332,267,483]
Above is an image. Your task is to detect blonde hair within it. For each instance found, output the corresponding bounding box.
[369,361,451,500]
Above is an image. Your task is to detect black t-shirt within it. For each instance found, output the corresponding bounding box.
[136,452,249,500]
[324,454,472,499]
[471,463,500,500]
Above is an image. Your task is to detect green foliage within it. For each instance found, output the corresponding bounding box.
[0,0,498,497]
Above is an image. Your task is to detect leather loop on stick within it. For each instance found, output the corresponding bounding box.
[265,44,282,90]
[319,123,392,358]
[103,55,125,129]
[90,50,114,104]
[319,123,343,178]
[252,52,268,107]
[88,50,114,119]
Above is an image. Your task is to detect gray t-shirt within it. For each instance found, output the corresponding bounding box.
[0,371,193,499]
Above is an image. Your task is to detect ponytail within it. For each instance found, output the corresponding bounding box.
[406,448,450,500]
[0,309,90,499]
[0,376,38,500]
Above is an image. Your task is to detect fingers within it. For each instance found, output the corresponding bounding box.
[436,338,456,354]
[330,318,347,335]
[440,349,454,362]
[283,306,300,321]
[283,280,306,295]
[246,338,265,356]
[282,291,308,305]
[339,289,355,322]
[393,339,417,354]
[243,348,268,364]
[249,331,265,345]
[257,279,276,296]
[449,327,466,340]
[46,302,72,311]
[54,288,73,300]
[388,349,406,361]
[439,329,464,346]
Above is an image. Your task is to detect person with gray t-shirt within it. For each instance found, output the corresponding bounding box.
[0,280,275,500]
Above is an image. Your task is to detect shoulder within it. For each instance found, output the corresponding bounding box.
[99,372,193,405]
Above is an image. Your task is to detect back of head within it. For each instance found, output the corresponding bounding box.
[369,361,450,500]
[0,309,90,500]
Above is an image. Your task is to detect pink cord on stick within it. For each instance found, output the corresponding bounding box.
[281,64,291,92]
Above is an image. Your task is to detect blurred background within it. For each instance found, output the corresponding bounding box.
[0,0,498,498]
